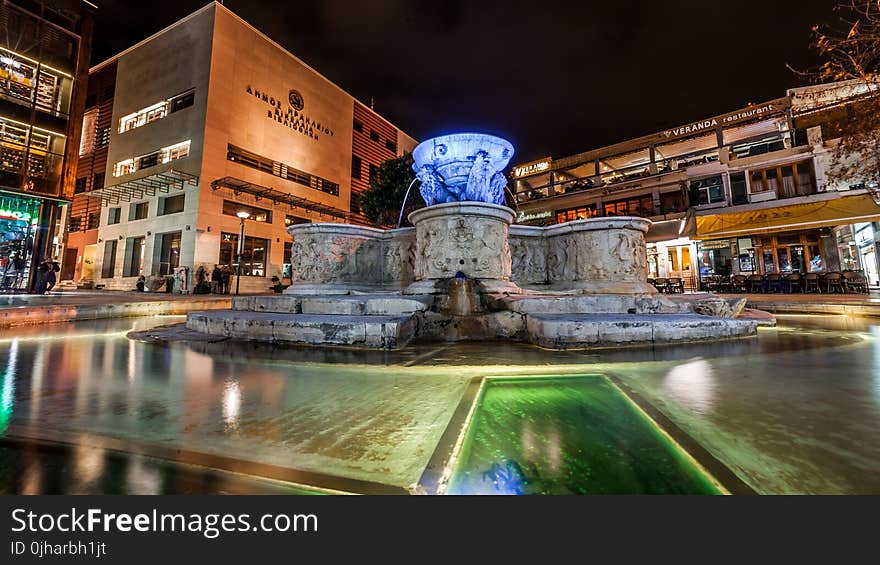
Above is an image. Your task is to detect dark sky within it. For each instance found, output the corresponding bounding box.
[91,0,839,163]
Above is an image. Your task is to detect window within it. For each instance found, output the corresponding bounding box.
[169,90,195,114]
[222,200,271,223]
[556,205,598,223]
[603,196,654,217]
[369,164,378,183]
[93,172,104,190]
[353,120,363,133]
[74,177,87,194]
[385,139,397,153]
[730,172,748,205]
[118,90,193,133]
[114,159,135,177]
[285,215,310,227]
[124,236,145,277]
[226,144,339,196]
[350,193,361,214]
[107,207,121,225]
[101,240,117,278]
[159,194,185,215]
[112,141,190,177]
[691,176,725,205]
[129,202,148,221]
[748,161,816,198]
[68,216,81,232]
[369,130,380,142]
[87,212,99,230]
[283,241,293,278]
[219,233,268,277]
[79,108,97,155]
[351,155,362,179]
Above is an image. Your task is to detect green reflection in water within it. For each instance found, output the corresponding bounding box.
[0,338,17,435]
[447,375,721,495]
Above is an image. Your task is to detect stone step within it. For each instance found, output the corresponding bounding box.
[187,310,416,349]
[489,293,689,315]
[233,294,433,316]
[526,313,757,349]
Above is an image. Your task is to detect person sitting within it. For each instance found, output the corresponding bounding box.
[135,275,146,292]
[269,275,287,293]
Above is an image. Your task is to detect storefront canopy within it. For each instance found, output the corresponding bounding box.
[694,193,880,240]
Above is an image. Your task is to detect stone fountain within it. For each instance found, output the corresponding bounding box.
[187,133,757,349]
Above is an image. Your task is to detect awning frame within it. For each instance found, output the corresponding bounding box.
[210,176,350,221]
[87,169,199,206]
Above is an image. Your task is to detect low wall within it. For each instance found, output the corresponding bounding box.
[285,223,415,294]
[286,208,655,295]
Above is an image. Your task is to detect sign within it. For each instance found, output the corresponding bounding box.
[246,85,334,141]
[659,98,790,143]
[517,210,551,222]
[514,158,552,178]
[698,239,731,250]
[855,224,874,247]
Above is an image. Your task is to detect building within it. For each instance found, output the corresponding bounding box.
[63,2,416,292]
[512,80,880,290]
[0,0,94,292]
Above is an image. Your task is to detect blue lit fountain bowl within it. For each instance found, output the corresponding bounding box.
[412,133,514,189]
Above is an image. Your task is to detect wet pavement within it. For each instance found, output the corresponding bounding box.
[1,313,879,494]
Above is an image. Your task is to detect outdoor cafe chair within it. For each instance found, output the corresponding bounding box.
[747,274,764,293]
[652,277,669,293]
[785,272,803,293]
[667,277,684,293]
[730,275,748,293]
[765,273,784,293]
[804,272,821,293]
[824,272,845,294]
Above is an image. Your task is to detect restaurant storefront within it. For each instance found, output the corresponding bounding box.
[0,192,41,290]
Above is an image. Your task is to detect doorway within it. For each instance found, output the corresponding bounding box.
[861,247,879,287]
[81,244,97,280]
[157,231,181,276]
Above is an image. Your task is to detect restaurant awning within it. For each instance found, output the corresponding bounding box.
[694,193,880,240]
[87,169,199,206]
[645,217,689,243]
[210,176,349,221]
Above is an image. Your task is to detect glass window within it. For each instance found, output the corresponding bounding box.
[129,202,148,221]
[169,91,194,114]
[101,240,117,278]
[353,120,363,133]
[123,236,145,277]
[691,176,725,205]
[222,200,271,223]
[107,207,121,225]
[79,109,97,155]
[159,194,185,215]
[762,249,776,273]
[777,248,791,272]
[385,139,397,153]
[351,155,361,179]
[157,231,181,275]
[369,130,379,142]
[219,233,268,277]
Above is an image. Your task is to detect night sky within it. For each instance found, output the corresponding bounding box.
[91,0,839,163]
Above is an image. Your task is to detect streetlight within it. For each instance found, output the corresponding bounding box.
[235,211,250,295]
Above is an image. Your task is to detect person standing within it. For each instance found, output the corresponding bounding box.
[44,257,59,294]
[211,264,223,294]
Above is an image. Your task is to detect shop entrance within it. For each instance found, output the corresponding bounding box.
[81,244,96,280]
[1,193,40,292]
[666,245,696,290]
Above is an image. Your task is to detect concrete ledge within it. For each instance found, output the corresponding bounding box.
[526,313,757,349]
[186,310,417,349]
[0,297,231,329]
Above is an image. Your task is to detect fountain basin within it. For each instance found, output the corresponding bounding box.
[412,133,514,190]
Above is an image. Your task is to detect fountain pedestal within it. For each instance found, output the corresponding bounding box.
[404,202,521,295]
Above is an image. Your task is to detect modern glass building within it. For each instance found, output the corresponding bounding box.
[0,0,94,292]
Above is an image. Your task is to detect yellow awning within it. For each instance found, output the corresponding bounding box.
[694,194,880,240]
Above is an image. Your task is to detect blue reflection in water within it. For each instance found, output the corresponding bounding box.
[0,338,17,434]
[481,459,528,495]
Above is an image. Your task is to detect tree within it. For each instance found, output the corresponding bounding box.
[804,1,880,187]
[360,153,425,227]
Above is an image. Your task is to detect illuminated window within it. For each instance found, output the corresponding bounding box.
[222,200,271,223]
[113,159,135,177]
[118,89,195,133]
[112,140,190,177]
[79,108,98,156]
